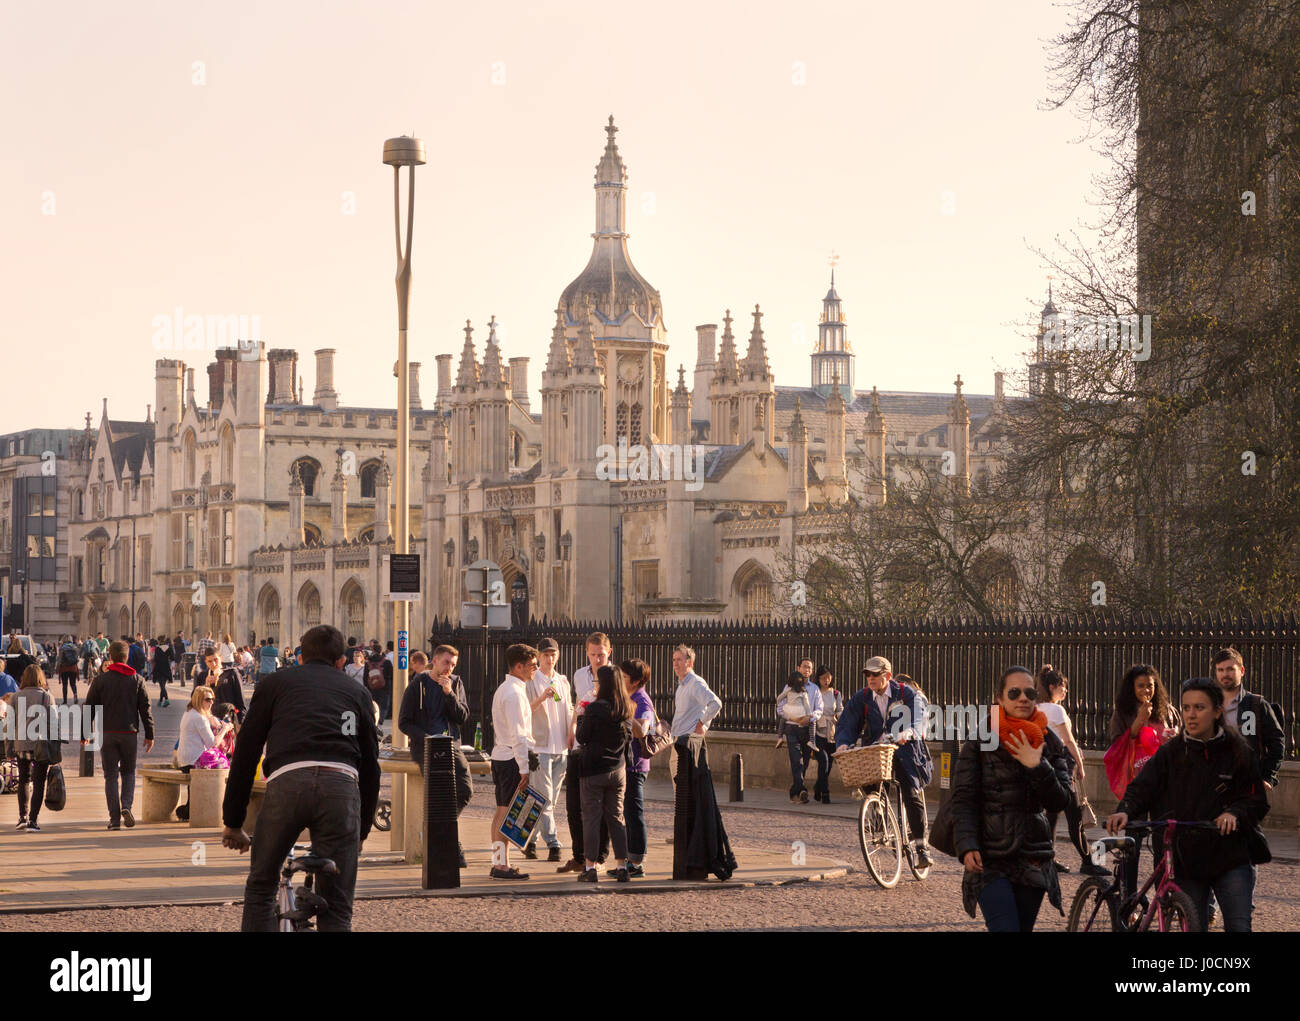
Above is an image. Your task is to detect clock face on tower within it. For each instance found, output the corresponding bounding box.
[617,356,643,385]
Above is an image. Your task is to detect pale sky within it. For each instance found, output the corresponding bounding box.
[0,0,1105,433]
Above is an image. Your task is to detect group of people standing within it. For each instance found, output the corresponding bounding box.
[950,649,1280,933]
[398,632,723,884]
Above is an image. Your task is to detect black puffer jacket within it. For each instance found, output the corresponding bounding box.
[951,728,1073,865]
[1116,727,1270,880]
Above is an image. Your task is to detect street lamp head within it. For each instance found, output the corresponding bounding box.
[383,136,426,167]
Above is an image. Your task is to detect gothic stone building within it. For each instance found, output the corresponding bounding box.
[64,118,1040,645]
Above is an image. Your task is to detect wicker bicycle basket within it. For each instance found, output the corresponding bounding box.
[834,744,895,787]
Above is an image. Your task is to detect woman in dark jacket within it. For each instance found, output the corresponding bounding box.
[1108,677,1270,932]
[574,664,631,883]
[152,636,174,707]
[951,665,1073,932]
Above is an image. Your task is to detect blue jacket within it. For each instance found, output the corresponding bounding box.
[835,680,933,786]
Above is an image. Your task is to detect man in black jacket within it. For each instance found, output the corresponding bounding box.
[398,645,472,867]
[1213,648,1284,790]
[199,649,246,720]
[84,641,155,829]
[221,624,380,932]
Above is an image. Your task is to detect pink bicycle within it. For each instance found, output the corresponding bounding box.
[1067,819,1217,932]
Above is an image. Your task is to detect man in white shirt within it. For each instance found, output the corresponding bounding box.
[523,637,570,862]
[670,644,722,741]
[559,632,612,872]
[488,643,537,880]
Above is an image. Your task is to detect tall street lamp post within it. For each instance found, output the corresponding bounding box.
[383,135,425,759]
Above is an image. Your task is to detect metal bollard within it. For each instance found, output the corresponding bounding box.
[422,735,460,889]
[728,752,744,802]
[80,746,94,778]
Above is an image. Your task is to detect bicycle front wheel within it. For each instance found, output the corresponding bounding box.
[1156,889,1200,933]
[858,792,902,889]
[1067,876,1120,932]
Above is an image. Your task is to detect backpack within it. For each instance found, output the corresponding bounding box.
[367,662,386,691]
[59,644,78,667]
[44,764,66,811]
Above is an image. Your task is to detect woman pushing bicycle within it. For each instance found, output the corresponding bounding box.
[950,666,1074,932]
[1106,677,1271,932]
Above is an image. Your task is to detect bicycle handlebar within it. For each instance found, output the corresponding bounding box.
[1123,819,1221,832]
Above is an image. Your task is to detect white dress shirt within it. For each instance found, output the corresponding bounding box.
[491,674,533,772]
[671,670,723,739]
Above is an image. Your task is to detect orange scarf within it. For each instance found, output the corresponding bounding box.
[992,706,1049,750]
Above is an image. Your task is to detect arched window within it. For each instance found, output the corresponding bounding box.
[222,509,234,565]
[630,403,643,445]
[137,603,151,638]
[292,457,321,497]
[340,580,365,639]
[303,522,322,546]
[298,583,321,630]
[118,606,130,637]
[257,585,281,645]
[182,431,197,488]
[219,425,235,484]
[171,602,186,636]
[359,461,381,499]
[616,402,629,443]
[732,560,773,621]
[973,552,1020,615]
[73,489,84,520]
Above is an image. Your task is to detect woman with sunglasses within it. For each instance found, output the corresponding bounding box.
[177,685,234,769]
[1107,678,1270,932]
[951,666,1074,931]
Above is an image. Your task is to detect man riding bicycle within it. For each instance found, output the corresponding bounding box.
[835,656,934,868]
[221,624,380,932]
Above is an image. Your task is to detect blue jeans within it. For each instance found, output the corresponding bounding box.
[977,877,1046,932]
[626,769,649,862]
[239,767,361,932]
[531,751,567,849]
[784,723,811,797]
[1180,865,1255,932]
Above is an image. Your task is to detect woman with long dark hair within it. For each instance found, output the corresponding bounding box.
[951,666,1074,931]
[1109,678,1271,931]
[811,665,841,803]
[621,658,657,877]
[574,664,632,882]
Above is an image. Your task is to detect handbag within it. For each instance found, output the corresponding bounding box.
[33,738,62,765]
[929,795,958,857]
[44,764,66,811]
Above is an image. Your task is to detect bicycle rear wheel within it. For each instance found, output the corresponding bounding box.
[276,884,295,933]
[1067,876,1120,931]
[858,791,902,888]
[1156,889,1200,933]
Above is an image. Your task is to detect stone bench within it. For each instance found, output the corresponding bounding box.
[140,767,267,831]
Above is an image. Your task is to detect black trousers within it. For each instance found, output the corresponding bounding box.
[1047,796,1087,861]
[565,754,609,861]
[17,755,49,824]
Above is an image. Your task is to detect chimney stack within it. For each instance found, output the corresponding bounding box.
[409,361,422,411]
[268,349,296,404]
[508,357,530,411]
[207,361,223,411]
[435,354,453,407]
[185,367,196,410]
[314,348,338,410]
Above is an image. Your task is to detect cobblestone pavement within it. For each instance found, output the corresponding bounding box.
[4,789,1296,931]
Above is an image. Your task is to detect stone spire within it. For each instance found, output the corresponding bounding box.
[595,114,627,187]
[572,298,599,370]
[716,309,738,380]
[545,306,570,375]
[864,386,886,506]
[948,374,970,496]
[786,397,808,514]
[743,304,771,379]
[287,461,304,546]
[480,316,505,386]
[670,364,691,444]
[455,320,479,387]
[329,447,348,544]
[824,367,848,503]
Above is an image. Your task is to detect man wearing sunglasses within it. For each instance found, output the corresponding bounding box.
[835,656,935,868]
